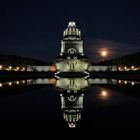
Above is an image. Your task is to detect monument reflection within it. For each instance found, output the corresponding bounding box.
[55,78,91,128]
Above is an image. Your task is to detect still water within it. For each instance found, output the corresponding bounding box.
[0,78,140,129]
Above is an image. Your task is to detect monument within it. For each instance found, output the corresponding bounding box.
[54,22,90,73]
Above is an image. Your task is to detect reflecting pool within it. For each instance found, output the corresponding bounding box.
[0,77,140,129]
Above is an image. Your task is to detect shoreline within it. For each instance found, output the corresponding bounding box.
[0,71,54,82]
[0,71,140,82]
[90,71,140,82]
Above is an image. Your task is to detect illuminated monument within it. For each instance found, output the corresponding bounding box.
[60,22,84,56]
[53,22,91,127]
[54,22,90,73]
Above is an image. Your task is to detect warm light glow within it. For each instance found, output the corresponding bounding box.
[99,89,111,100]
[16,81,19,84]
[101,90,107,96]
[22,80,26,84]
[0,83,2,87]
[8,82,12,86]
[124,66,127,70]
[131,66,134,69]
[118,67,121,71]
[101,51,107,57]
[16,67,19,70]
[22,67,25,71]
[124,81,127,84]
[131,81,135,86]
[0,65,2,69]
[9,66,12,70]
[49,66,57,72]
[118,80,121,83]
[49,78,56,84]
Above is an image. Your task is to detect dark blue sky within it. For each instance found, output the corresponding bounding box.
[0,0,140,62]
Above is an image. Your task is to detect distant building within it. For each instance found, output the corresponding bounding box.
[88,65,118,72]
[28,66,50,72]
[26,65,56,72]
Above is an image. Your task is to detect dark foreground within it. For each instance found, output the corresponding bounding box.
[0,76,139,137]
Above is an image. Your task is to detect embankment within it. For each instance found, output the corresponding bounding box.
[0,71,54,82]
[90,71,140,81]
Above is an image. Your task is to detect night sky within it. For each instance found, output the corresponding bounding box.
[0,0,140,62]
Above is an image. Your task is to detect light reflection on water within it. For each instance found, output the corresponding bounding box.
[0,77,140,128]
[0,78,139,89]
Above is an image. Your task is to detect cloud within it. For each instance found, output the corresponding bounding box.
[85,39,140,62]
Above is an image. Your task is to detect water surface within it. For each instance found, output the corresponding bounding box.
[0,78,140,129]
